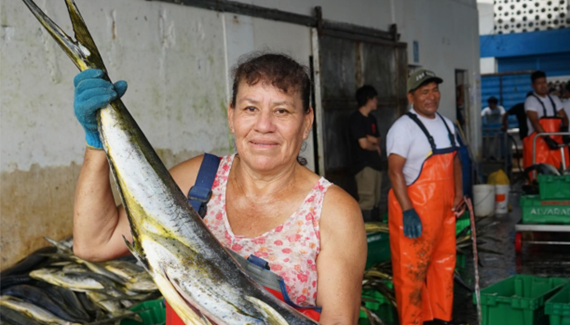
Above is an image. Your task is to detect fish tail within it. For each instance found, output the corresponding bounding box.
[21,0,106,72]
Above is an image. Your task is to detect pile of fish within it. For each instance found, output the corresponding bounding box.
[0,237,160,325]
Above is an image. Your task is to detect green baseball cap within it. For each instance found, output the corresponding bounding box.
[407,69,443,93]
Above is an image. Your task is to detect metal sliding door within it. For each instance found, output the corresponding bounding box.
[319,35,407,212]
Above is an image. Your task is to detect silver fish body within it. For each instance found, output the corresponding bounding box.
[103,260,145,282]
[29,269,104,292]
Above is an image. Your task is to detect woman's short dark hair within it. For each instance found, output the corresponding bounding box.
[488,96,499,104]
[531,70,546,84]
[355,85,378,107]
[230,52,311,114]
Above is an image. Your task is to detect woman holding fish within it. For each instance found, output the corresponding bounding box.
[72,53,367,324]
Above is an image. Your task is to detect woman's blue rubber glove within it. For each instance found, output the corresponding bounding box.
[74,69,127,149]
[403,208,422,239]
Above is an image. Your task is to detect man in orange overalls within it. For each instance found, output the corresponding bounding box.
[386,70,466,325]
[523,70,570,179]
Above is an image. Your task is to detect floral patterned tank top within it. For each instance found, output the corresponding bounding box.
[203,154,332,306]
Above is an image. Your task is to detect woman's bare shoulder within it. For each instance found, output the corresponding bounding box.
[322,184,361,220]
[169,154,206,198]
[319,183,366,261]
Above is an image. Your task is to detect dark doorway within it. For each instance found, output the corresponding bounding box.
[318,35,408,217]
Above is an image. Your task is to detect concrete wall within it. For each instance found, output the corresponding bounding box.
[477,0,494,35]
[1,0,230,268]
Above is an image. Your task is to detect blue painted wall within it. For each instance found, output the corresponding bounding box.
[482,73,532,111]
[480,28,570,58]
[497,53,570,77]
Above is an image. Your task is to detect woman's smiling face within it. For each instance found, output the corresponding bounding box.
[228,80,313,173]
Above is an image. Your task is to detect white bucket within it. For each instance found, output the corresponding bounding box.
[494,185,510,214]
[473,184,495,217]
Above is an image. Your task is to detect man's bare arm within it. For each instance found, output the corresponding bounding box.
[358,136,381,152]
[501,112,509,131]
[558,109,569,127]
[73,148,131,261]
[452,155,465,216]
[388,154,412,211]
[73,151,204,262]
[527,111,545,134]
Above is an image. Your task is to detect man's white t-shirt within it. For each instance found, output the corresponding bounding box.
[525,93,564,135]
[481,105,506,124]
[387,109,456,185]
[481,106,506,116]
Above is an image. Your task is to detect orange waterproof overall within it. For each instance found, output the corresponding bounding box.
[523,94,569,180]
[388,113,457,325]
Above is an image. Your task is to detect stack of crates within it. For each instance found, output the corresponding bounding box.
[474,275,569,325]
[521,175,570,224]
[365,231,391,270]
[545,284,570,325]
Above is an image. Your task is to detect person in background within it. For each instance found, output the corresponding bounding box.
[456,85,466,128]
[502,91,532,141]
[523,71,570,177]
[562,82,570,119]
[386,69,465,325]
[481,96,506,125]
[550,80,561,98]
[348,85,383,222]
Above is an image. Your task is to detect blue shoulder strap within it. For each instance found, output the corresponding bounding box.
[188,153,221,218]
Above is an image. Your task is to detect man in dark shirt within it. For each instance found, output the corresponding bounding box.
[502,91,532,140]
[349,85,382,221]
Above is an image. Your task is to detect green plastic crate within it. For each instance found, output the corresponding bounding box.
[121,299,166,325]
[474,275,570,325]
[359,282,397,325]
[538,174,570,200]
[546,284,570,325]
[456,211,471,235]
[360,288,390,312]
[520,195,570,224]
[365,232,391,269]
[358,304,397,325]
[456,253,466,269]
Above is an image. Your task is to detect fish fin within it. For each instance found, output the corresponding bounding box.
[200,314,214,325]
[244,296,290,325]
[122,236,150,272]
[44,237,73,254]
[157,265,210,325]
